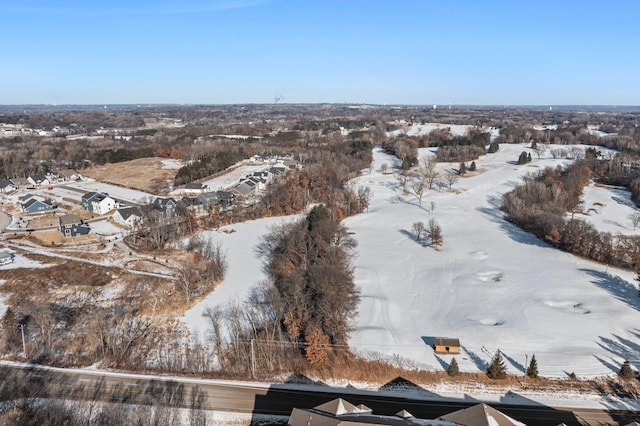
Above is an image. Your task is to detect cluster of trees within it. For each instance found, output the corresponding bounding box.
[174,147,245,186]
[503,157,640,269]
[256,206,360,365]
[517,151,532,165]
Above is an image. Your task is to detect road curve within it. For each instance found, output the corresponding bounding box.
[0,362,637,425]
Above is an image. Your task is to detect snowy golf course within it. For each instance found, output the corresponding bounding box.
[184,141,640,378]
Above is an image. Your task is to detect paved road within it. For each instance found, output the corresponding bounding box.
[0,362,636,425]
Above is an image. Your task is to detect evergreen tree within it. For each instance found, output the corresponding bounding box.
[447,357,460,376]
[486,350,507,379]
[531,140,537,150]
[526,354,539,378]
[517,151,528,165]
[488,141,499,153]
[619,359,634,379]
[459,162,467,176]
[469,161,477,172]
[527,152,532,162]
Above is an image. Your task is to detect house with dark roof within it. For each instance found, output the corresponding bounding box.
[112,206,142,228]
[81,192,118,214]
[434,337,461,355]
[28,174,50,187]
[181,196,205,215]
[184,182,209,194]
[153,197,178,217]
[197,192,220,208]
[0,179,16,193]
[59,214,90,237]
[217,190,235,207]
[21,197,55,213]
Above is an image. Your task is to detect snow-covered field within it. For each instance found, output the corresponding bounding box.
[576,183,640,234]
[182,143,640,379]
[170,163,268,195]
[343,145,640,378]
[183,215,298,342]
[64,180,154,204]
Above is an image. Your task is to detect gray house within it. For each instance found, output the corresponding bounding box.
[22,197,55,213]
[59,215,90,237]
[153,197,178,217]
[0,179,16,193]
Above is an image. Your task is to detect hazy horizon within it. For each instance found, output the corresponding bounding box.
[3,0,639,105]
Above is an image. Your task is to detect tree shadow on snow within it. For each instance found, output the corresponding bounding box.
[501,351,525,374]
[580,268,640,312]
[461,345,489,371]
[477,195,550,249]
[596,332,640,368]
[400,229,429,247]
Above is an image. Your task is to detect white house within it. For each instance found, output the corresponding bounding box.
[112,207,143,228]
[81,192,118,215]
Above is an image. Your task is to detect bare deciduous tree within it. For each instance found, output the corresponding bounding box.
[629,212,640,230]
[412,221,425,241]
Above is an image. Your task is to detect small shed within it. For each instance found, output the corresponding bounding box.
[434,337,460,354]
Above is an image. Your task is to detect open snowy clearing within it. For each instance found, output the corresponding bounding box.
[181,143,640,379]
[576,183,640,235]
[64,179,155,204]
[182,215,298,341]
[343,144,640,378]
[170,162,268,195]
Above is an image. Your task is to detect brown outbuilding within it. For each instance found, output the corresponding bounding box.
[433,337,460,354]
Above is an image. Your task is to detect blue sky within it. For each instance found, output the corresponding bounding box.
[2,0,639,105]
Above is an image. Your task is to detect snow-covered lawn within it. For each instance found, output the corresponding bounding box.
[181,142,640,379]
[576,183,640,235]
[182,215,298,342]
[64,180,154,204]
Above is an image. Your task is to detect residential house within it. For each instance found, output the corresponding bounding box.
[268,164,288,176]
[180,197,205,216]
[59,214,90,237]
[184,182,209,194]
[0,179,16,193]
[21,196,55,213]
[196,191,220,208]
[288,398,524,426]
[440,403,526,425]
[28,174,50,187]
[10,177,30,189]
[81,192,118,215]
[230,180,256,200]
[217,191,235,207]
[153,197,178,217]
[0,250,13,266]
[112,206,143,228]
[58,169,81,181]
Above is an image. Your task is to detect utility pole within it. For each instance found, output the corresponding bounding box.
[18,324,27,358]
[250,339,256,379]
